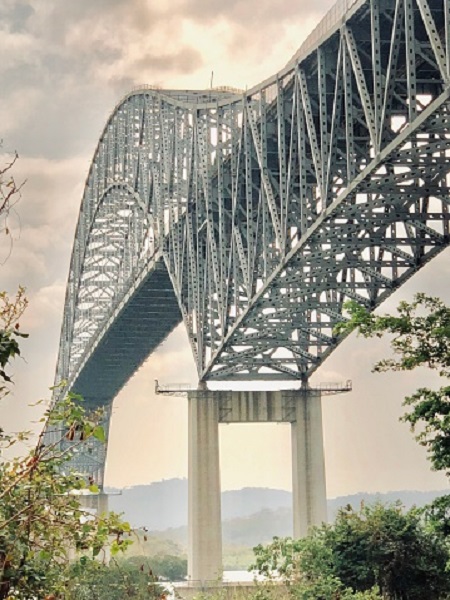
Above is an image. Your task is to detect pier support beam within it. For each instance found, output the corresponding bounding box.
[185,387,329,582]
[291,390,327,537]
[188,391,222,582]
[97,492,109,515]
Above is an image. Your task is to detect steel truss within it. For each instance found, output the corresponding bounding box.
[56,0,450,402]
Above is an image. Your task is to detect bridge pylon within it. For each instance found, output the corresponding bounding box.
[291,387,327,538]
[187,390,222,582]
[159,382,351,582]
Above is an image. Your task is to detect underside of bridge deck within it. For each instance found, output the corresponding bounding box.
[71,257,182,406]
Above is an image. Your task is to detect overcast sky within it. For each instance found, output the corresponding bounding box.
[1,0,449,499]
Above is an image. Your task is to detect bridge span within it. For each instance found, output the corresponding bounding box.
[49,0,450,582]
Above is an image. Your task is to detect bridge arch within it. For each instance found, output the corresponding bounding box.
[49,0,450,576]
[70,183,153,373]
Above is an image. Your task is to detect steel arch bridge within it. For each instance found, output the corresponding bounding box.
[52,0,450,484]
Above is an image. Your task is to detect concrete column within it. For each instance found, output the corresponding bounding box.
[97,492,109,515]
[78,492,108,515]
[291,390,327,538]
[188,391,222,582]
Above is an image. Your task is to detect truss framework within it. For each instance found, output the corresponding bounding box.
[56,0,450,400]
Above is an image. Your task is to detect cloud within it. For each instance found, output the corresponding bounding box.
[0,1,35,30]
[0,86,43,137]
[0,0,336,162]
[0,29,37,72]
[27,0,202,85]
[21,282,66,331]
[180,0,333,27]
[0,154,84,289]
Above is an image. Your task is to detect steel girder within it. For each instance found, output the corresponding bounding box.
[55,0,450,403]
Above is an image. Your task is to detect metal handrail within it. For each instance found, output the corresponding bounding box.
[154,380,193,396]
[286,0,361,68]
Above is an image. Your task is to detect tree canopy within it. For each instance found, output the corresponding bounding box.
[335,294,450,476]
[252,503,450,600]
[0,289,167,598]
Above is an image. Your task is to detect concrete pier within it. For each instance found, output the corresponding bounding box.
[188,391,222,582]
[79,491,109,515]
[291,390,327,537]
[186,388,328,582]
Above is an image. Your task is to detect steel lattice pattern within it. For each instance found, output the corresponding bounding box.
[56,0,450,402]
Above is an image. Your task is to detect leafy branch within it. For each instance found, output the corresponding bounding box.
[335,294,450,485]
[0,151,25,262]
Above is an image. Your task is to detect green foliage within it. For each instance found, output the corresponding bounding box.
[0,291,134,598]
[336,294,450,474]
[189,589,381,600]
[0,394,134,598]
[252,503,450,600]
[0,287,28,397]
[66,557,165,599]
[121,554,187,581]
[0,152,24,244]
[402,385,450,474]
[335,294,450,375]
[331,295,450,597]
[423,494,450,538]
[148,554,187,581]
[252,530,381,600]
[330,503,450,598]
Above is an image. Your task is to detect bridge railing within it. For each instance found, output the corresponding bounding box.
[286,0,361,68]
[154,380,193,396]
[312,380,353,395]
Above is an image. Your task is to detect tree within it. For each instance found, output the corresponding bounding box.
[149,554,187,581]
[252,503,450,600]
[122,554,187,581]
[0,392,138,598]
[252,529,381,599]
[335,294,450,526]
[252,533,347,599]
[327,503,450,599]
[0,290,139,599]
[0,286,27,399]
[67,557,164,599]
[0,150,166,597]
[0,151,24,260]
[335,294,450,466]
[0,152,23,218]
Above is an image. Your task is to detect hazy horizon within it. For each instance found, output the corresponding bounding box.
[105,476,448,498]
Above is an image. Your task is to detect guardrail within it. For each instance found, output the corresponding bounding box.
[311,379,352,395]
[286,0,361,67]
[154,380,193,396]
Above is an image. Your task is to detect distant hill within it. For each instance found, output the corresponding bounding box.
[222,487,291,519]
[107,478,448,532]
[106,480,291,530]
[150,491,450,549]
[327,489,449,520]
[158,507,292,548]
[108,479,188,530]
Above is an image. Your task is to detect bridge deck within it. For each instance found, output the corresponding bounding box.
[55,0,450,396]
[71,258,182,405]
